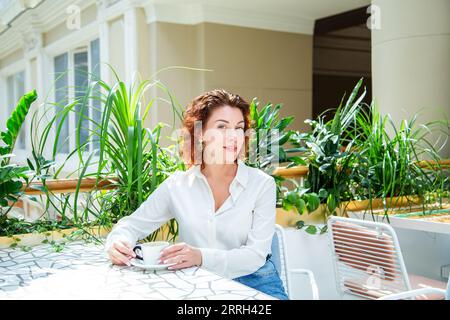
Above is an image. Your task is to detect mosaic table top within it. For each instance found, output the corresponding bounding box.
[0,241,275,300]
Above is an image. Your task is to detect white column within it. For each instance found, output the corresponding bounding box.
[23,55,33,153]
[19,19,46,160]
[144,4,159,129]
[0,74,6,132]
[35,47,53,159]
[371,0,450,157]
[97,0,110,85]
[123,6,139,86]
[24,57,32,93]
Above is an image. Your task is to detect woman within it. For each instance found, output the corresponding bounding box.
[105,89,288,300]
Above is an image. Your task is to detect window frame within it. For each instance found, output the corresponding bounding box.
[0,60,27,157]
[51,37,101,174]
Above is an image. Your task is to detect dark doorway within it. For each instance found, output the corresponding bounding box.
[313,7,372,119]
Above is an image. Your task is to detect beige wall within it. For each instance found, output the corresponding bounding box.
[43,4,97,47]
[136,7,150,80]
[203,23,313,133]
[146,21,204,139]
[145,21,313,146]
[0,48,23,69]
[108,16,126,82]
[1,14,314,154]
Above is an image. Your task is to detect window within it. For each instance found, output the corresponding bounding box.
[6,71,26,150]
[53,38,101,155]
[54,53,69,153]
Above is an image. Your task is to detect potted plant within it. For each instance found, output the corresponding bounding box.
[1,68,191,249]
[245,98,306,170]
[24,69,186,245]
[244,98,311,227]
[0,90,76,250]
[1,90,37,224]
[279,79,367,233]
[343,100,449,221]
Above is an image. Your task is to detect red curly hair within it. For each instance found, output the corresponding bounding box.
[180,89,251,168]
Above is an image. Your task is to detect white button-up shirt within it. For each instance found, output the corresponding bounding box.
[104,159,277,279]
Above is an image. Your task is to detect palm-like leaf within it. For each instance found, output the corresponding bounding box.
[1,90,37,165]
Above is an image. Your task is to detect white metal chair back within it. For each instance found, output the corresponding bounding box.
[272,224,291,296]
[327,216,412,299]
[271,224,319,299]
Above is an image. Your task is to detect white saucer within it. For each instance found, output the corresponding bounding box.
[129,258,176,270]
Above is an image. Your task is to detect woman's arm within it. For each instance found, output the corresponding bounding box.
[197,176,277,279]
[104,173,176,256]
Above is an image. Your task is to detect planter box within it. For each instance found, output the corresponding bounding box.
[348,205,450,235]
[21,177,118,195]
[0,222,178,249]
[343,196,423,212]
[343,193,449,211]
[0,226,111,249]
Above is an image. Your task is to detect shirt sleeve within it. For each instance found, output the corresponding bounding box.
[198,176,276,279]
[103,173,175,255]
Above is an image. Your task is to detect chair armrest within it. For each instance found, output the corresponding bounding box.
[377,287,447,300]
[289,268,319,300]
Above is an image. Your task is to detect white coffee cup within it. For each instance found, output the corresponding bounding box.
[133,241,170,265]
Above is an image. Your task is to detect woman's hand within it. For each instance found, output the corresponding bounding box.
[107,240,136,266]
[158,242,202,270]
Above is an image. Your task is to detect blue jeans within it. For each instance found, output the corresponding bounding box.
[233,254,289,300]
[446,276,450,300]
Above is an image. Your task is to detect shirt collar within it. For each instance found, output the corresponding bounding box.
[189,158,249,188]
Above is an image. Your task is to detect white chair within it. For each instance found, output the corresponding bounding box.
[327,216,447,300]
[272,224,319,300]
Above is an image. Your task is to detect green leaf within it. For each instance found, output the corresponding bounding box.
[258,103,271,128]
[305,225,317,235]
[4,180,23,193]
[320,225,328,234]
[0,146,10,156]
[305,193,320,212]
[275,116,294,131]
[282,201,293,211]
[26,158,35,171]
[250,99,259,121]
[318,188,328,199]
[296,220,305,229]
[327,194,337,213]
[295,198,306,214]
[2,90,37,156]
[286,156,307,167]
[21,246,32,252]
[285,191,299,205]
